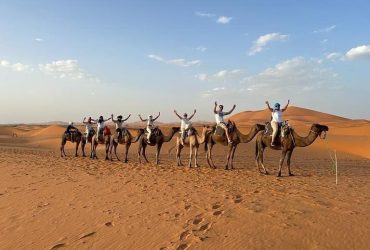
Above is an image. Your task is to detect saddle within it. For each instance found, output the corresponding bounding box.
[97,127,111,142]
[66,130,79,142]
[182,127,196,138]
[117,128,128,137]
[214,121,235,136]
[146,127,161,142]
[264,121,292,142]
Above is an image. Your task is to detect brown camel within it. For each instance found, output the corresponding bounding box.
[109,128,145,162]
[91,130,111,160]
[137,127,180,164]
[205,122,265,170]
[60,130,82,157]
[169,126,212,168]
[255,123,329,177]
[80,130,96,157]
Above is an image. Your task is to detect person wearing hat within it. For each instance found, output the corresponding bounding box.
[111,113,131,139]
[65,121,78,142]
[265,99,290,146]
[174,109,196,145]
[96,115,111,135]
[138,112,160,143]
[214,101,236,144]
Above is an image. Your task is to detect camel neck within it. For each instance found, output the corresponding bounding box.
[292,128,320,147]
[236,126,259,143]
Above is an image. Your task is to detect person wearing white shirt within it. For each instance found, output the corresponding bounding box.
[111,114,131,139]
[138,112,160,143]
[96,115,111,135]
[214,102,236,144]
[82,117,97,143]
[265,100,290,146]
[174,109,196,145]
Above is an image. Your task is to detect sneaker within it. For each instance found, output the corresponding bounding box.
[271,142,276,147]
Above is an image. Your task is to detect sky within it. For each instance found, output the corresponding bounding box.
[1,0,370,124]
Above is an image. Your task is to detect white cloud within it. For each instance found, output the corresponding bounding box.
[243,57,339,92]
[217,16,232,24]
[195,46,207,52]
[321,38,328,44]
[0,59,33,72]
[314,25,336,33]
[147,54,201,67]
[34,38,44,42]
[147,54,165,62]
[345,45,370,60]
[202,87,226,97]
[195,73,208,81]
[249,32,289,56]
[326,52,342,61]
[195,69,242,81]
[195,11,215,17]
[39,59,98,81]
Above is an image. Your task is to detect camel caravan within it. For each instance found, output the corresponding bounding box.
[60,100,329,176]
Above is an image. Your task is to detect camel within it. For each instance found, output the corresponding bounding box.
[60,130,82,157]
[169,126,212,168]
[109,128,145,162]
[255,123,329,177]
[91,129,111,160]
[80,130,96,157]
[137,127,180,164]
[205,122,265,170]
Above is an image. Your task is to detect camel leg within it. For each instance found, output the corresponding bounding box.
[142,144,149,163]
[75,141,79,157]
[225,145,233,170]
[155,144,162,165]
[137,144,142,164]
[194,146,200,168]
[82,141,86,157]
[176,145,183,166]
[277,150,287,177]
[230,145,237,170]
[207,144,216,169]
[286,150,294,176]
[188,145,193,168]
[124,143,130,163]
[258,146,268,175]
[105,143,109,160]
[60,143,65,157]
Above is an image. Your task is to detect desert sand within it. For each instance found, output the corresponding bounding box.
[0,107,369,249]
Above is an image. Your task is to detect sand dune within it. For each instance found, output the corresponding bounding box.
[0,108,369,249]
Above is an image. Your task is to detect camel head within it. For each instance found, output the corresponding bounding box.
[202,125,213,133]
[311,124,329,138]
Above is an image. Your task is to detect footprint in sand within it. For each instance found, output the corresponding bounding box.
[184,204,191,210]
[213,210,224,216]
[212,204,221,210]
[179,230,190,241]
[176,243,188,250]
[192,216,203,225]
[198,223,211,232]
[234,195,242,204]
[105,221,114,227]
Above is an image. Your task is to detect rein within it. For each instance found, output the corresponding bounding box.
[310,129,327,139]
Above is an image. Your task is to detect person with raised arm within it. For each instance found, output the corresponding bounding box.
[214,102,236,144]
[265,99,290,146]
[111,114,131,139]
[83,117,97,143]
[138,112,160,143]
[174,109,196,145]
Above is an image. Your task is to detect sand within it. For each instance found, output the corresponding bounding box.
[0,107,369,249]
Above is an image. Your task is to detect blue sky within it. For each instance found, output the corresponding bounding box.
[1,0,369,123]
